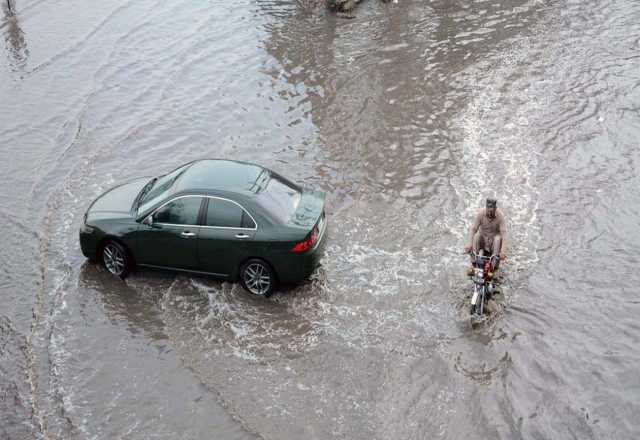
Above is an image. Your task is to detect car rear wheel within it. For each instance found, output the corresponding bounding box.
[102,240,131,279]
[240,259,275,297]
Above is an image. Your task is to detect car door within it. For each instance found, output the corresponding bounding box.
[136,196,205,270]
[197,197,257,276]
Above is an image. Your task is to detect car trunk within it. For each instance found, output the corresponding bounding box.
[286,188,325,230]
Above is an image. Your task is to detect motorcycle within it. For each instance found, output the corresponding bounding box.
[467,251,500,317]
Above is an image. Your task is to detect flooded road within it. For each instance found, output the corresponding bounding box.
[2,0,639,438]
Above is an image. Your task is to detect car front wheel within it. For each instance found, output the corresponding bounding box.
[240,259,275,297]
[102,240,131,279]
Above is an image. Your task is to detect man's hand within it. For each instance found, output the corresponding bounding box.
[463,245,472,254]
[500,253,507,261]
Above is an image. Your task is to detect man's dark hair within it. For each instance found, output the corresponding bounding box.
[486,198,497,208]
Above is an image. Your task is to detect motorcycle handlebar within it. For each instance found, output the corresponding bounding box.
[464,250,500,261]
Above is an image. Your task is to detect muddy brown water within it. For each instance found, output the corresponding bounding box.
[1,0,639,438]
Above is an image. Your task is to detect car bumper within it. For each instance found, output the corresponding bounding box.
[277,221,328,284]
[79,226,101,260]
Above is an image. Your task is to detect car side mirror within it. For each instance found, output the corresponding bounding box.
[143,215,154,227]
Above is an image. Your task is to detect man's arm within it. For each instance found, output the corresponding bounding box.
[465,210,481,251]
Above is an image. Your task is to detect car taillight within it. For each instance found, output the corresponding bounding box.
[291,227,318,253]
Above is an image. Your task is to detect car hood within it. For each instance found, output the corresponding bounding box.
[286,187,326,230]
[88,177,149,216]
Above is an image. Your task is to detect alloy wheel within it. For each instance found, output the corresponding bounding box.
[243,262,272,296]
[103,243,126,276]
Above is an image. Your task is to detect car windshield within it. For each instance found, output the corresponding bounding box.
[137,164,190,214]
[257,174,301,223]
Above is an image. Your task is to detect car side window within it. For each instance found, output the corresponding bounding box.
[206,199,256,229]
[154,197,202,225]
[241,211,256,229]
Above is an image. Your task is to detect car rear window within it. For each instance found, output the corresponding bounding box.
[205,199,256,229]
[257,175,301,223]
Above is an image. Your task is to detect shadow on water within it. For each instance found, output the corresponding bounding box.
[2,0,29,71]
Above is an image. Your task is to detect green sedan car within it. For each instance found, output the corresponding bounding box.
[79,159,327,297]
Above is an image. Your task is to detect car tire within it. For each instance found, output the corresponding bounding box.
[240,258,275,298]
[101,240,131,279]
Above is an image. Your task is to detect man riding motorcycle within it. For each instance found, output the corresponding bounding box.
[464,198,507,276]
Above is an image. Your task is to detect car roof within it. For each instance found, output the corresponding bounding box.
[136,159,303,224]
[173,159,270,196]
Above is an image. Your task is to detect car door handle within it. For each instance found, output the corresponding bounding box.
[181,231,196,238]
[235,233,250,239]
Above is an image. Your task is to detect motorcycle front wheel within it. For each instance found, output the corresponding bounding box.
[470,286,486,316]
